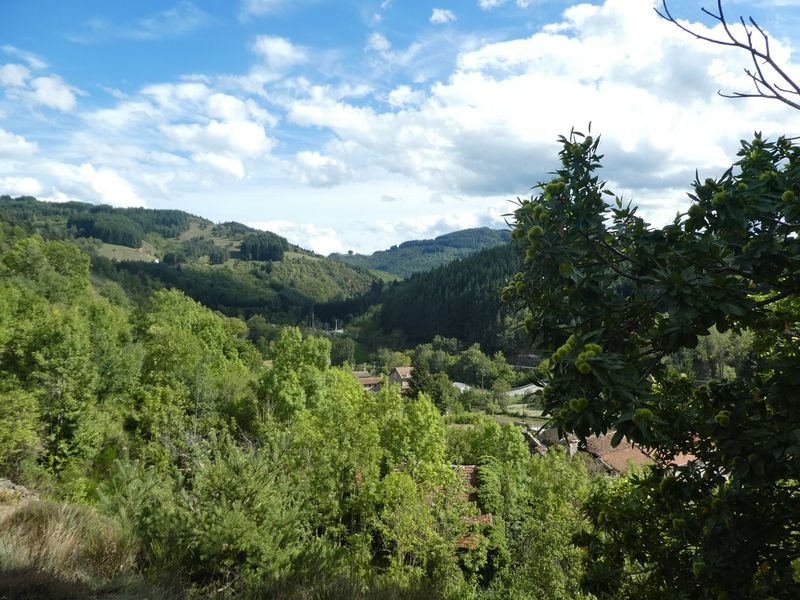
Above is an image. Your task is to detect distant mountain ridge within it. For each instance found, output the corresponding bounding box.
[328,227,511,278]
[0,195,380,322]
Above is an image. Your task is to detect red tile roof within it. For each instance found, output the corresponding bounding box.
[584,432,654,473]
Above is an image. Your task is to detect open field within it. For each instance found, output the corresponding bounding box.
[95,241,158,262]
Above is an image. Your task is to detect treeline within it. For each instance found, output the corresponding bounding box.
[330,227,511,277]
[0,224,595,599]
[379,243,525,352]
[0,195,196,248]
[239,231,289,261]
[92,252,379,323]
[316,243,526,354]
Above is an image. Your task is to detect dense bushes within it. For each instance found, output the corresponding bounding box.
[239,231,288,261]
[0,225,594,598]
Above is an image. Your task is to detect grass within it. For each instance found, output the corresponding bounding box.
[0,499,157,599]
[178,221,238,249]
[491,413,548,429]
[95,241,158,262]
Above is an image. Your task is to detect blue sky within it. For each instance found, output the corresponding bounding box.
[2,0,800,253]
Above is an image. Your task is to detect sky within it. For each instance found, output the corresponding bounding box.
[1,0,800,254]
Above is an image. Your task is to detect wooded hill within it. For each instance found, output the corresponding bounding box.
[0,196,523,352]
[0,195,380,323]
[317,243,526,353]
[329,227,511,278]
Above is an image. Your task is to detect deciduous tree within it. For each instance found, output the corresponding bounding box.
[504,129,800,597]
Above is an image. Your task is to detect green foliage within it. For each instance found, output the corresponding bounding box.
[446,417,529,467]
[175,438,308,589]
[102,251,379,323]
[0,196,194,241]
[379,243,525,352]
[239,231,288,261]
[0,383,40,476]
[330,335,356,366]
[330,227,511,278]
[505,130,800,597]
[0,223,597,598]
[256,327,331,421]
[68,213,145,248]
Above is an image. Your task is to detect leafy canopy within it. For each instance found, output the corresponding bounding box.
[504,129,800,597]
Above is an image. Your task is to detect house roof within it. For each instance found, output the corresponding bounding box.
[506,383,542,396]
[351,370,371,378]
[454,464,478,489]
[584,432,654,473]
[356,376,383,386]
[391,366,414,379]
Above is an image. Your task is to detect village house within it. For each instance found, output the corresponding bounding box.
[388,366,414,390]
[351,370,383,392]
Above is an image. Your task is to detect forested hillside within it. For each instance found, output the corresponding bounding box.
[329,228,511,278]
[379,243,524,351]
[0,222,592,599]
[0,195,381,323]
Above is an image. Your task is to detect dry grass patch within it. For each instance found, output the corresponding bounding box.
[0,500,139,589]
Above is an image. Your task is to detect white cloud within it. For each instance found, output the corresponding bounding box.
[248,220,346,255]
[367,32,392,53]
[0,129,38,157]
[47,162,145,207]
[0,176,43,196]
[0,54,83,112]
[28,75,82,111]
[194,152,245,179]
[251,35,307,72]
[293,151,352,186]
[142,81,209,108]
[478,0,505,9]
[387,84,424,107]
[283,0,800,216]
[1,45,47,70]
[163,119,272,157]
[431,9,457,24]
[372,207,506,242]
[0,63,30,87]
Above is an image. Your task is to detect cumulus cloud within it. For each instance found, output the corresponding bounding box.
[284,0,800,222]
[194,152,245,179]
[293,151,352,186]
[248,220,347,255]
[0,49,83,112]
[431,9,457,24]
[27,75,82,111]
[251,35,307,71]
[0,176,43,196]
[47,162,145,207]
[0,63,30,87]
[164,119,272,157]
[85,81,275,184]
[0,128,38,157]
[387,84,425,107]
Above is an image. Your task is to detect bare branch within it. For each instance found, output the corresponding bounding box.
[656,1,800,111]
